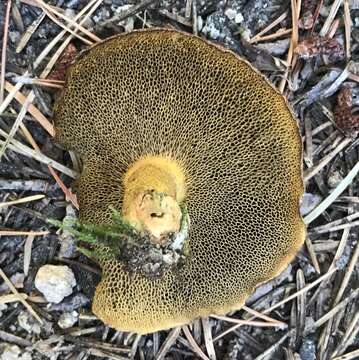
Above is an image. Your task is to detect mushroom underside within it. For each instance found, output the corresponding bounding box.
[54,29,306,334]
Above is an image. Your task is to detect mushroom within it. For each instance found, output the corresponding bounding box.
[54,29,306,334]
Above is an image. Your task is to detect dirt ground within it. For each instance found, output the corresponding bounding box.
[0,0,358,359]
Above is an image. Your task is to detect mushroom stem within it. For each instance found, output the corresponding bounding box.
[122,156,186,242]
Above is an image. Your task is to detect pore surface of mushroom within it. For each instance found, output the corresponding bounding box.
[54,29,306,334]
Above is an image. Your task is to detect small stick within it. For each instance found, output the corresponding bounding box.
[343,0,351,59]
[0,92,35,159]
[0,194,45,208]
[251,29,291,43]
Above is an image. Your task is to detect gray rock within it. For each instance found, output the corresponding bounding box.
[35,265,76,304]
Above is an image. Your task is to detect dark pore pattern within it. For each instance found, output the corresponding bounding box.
[54,29,306,334]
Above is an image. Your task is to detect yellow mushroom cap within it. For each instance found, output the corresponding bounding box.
[54,29,306,334]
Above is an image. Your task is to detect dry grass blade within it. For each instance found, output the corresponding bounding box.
[0,92,35,159]
[333,241,359,304]
[48,166,79,209]
[156,326,181,360]
[305,236,321,273]
[23,234,35,276]
[0,194,45,208]
[0,0,11,103]
[0,230,49,236]
[278,0,299,93]
[16,12,46,53]
[5,81,55,136]
[303,137,351,182]
[241,305,284,324]
[35,0,101,43]
[320,0,343,37]
[311,212,359,234]
[252,29,292,43]
[332,349,359,360]
[211,315,286,328]
[201,318,216,360]
[35,1,93,45]
[182,325,210,360]
[249,11,288,43]
[314,289,359,329]
[332,312,359,357]
[0,293,29,305]
[0,129,78,178]
[0,267,43,324]
[15,77,64,89]
[304,160,359,224]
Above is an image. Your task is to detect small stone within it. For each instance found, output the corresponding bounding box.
[0,303,7,317]
[327,170,343,188]
[35,265,76,304]
[18,311,41,334]
[0,273,25,293]
[58,311,78,329]
[234,13,244,24]
[1,344,20,360]
[299,337,316,360]
[224,8,236,20]
[0,344,31,360]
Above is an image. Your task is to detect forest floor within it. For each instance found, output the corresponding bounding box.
[0,0,359,359]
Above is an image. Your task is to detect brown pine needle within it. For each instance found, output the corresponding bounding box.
[249,11,288,43]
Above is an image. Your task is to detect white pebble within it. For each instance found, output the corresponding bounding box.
[35,265,76,304]
[58,311,78,329]
[0,344,31,360]
[224,8,236,20]
[17,311,41,334]
[234,13,244,24]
